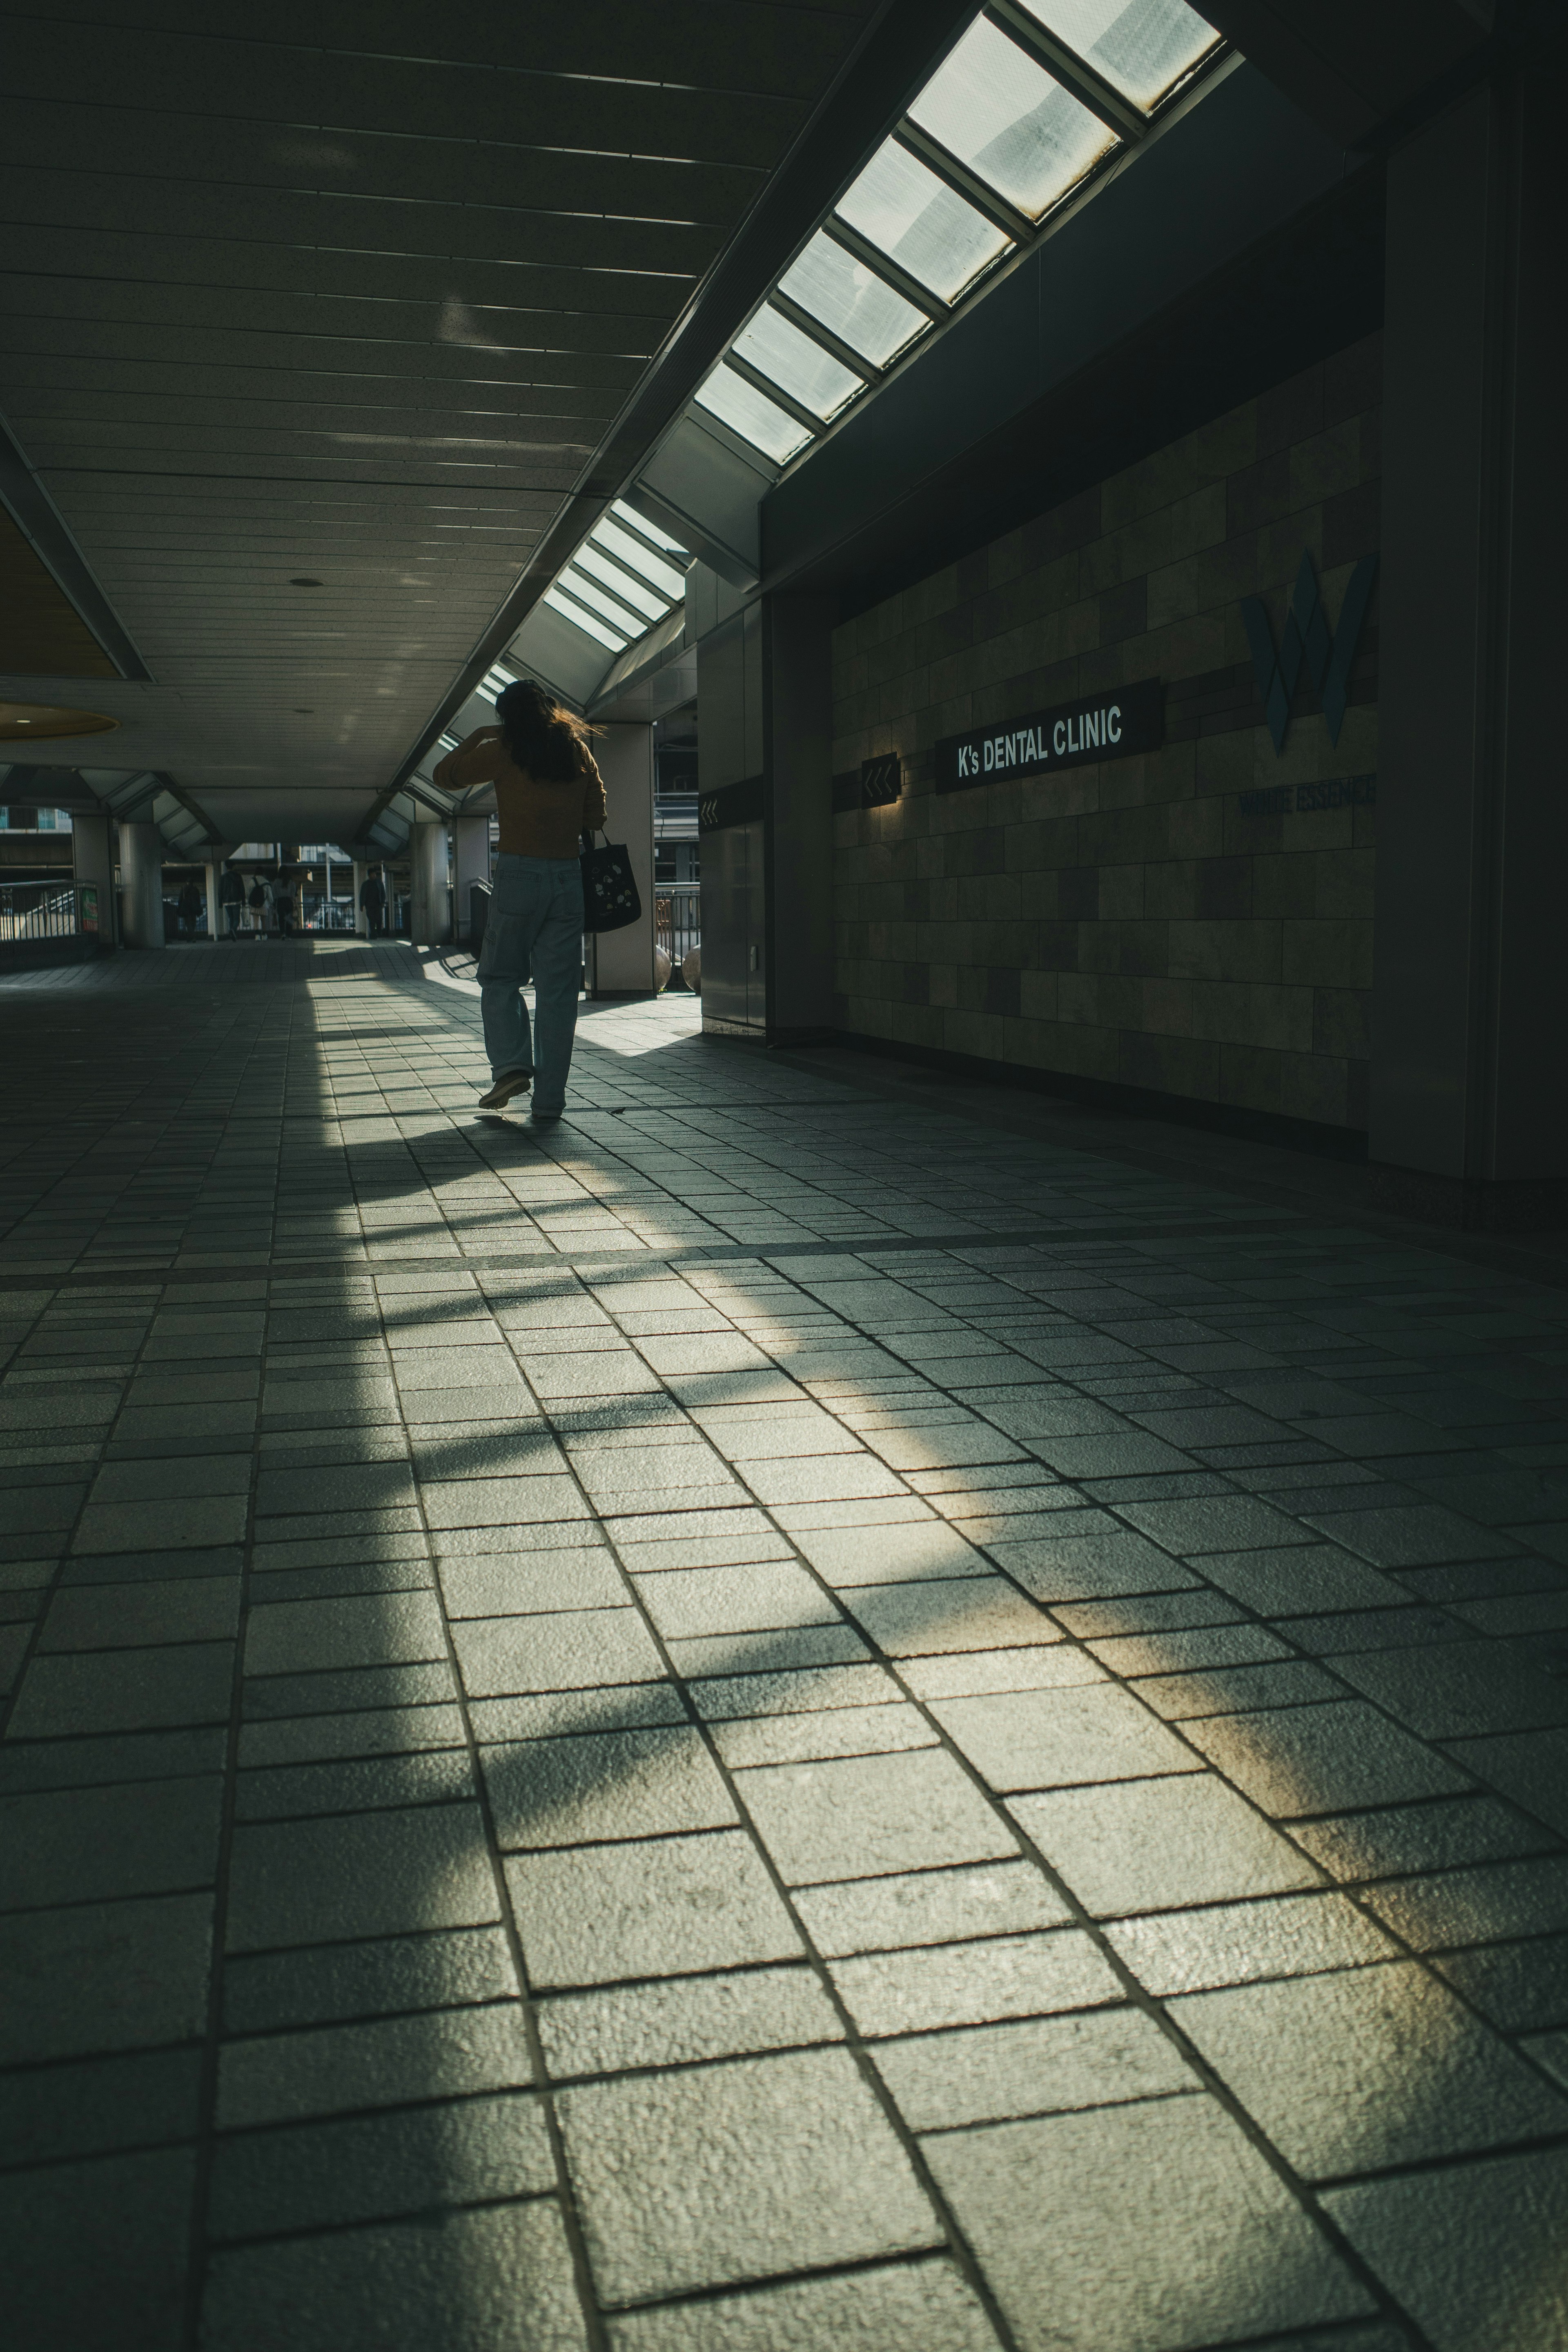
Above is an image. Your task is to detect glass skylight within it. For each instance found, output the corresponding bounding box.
[588,519,687,602]
[835,140,1011,303]
[573,541,668,623]
[777,233,929,368]
[541,587,627,650]
[559,566,650,636]
[611,498,682,552]
[695,364,813,464]
[732,305,863,421]
[1019,0,1221,111]
[909,15,1118,221]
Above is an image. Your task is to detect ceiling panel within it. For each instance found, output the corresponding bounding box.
[0,0,879,831]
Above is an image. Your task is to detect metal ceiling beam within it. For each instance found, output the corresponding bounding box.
[0,419,153,684]
[365,0,980,839]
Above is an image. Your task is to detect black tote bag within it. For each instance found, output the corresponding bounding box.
[580,831,642,934]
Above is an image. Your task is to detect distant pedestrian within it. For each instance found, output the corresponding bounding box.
[247,877,270,938]
[218,864,245,939]
[360,871,387,937]
[274,880,296,938]
[178,879,203,938]
[434,679,604,1123]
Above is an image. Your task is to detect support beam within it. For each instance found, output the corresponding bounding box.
[408,822,450,947]
[71,812,115,946]
[116,822,164,950]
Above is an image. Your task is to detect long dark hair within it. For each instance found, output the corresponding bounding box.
[494,678,597,782]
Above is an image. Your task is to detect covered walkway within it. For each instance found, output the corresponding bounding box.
[2,951,1567,2349]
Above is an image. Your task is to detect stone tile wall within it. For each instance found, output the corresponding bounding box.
[831,334,1382,1132]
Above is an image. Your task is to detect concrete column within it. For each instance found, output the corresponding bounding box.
[409,821,450,947]
[1370,68,1568,1228]
[591,724,657,997]
[203,858,222,942]
[352,860,369,937]
[117,821,165,950]
[762,595,835,1046]
[71,811,116,945]
[452,816,490,942]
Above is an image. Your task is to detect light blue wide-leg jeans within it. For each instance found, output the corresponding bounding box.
[477,853,584,1115]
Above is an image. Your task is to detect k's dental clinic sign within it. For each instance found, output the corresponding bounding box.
[935,679,1162,795]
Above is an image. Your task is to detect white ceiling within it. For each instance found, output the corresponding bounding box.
[0,0,875,842]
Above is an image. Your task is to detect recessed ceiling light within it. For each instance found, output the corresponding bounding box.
[0,701,118,741]
[290,577,324,587]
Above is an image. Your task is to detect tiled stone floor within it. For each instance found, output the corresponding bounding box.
[2,939,1568,2352]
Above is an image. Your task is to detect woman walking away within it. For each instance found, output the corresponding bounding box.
[434,680,605,1124]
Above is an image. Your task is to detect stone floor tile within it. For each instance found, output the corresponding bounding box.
[1108,1889,1398,1993]
[1328,1639,1568,1740]
[237,1701,466,1769]
[5,1640,236,1737]
[1433,1933,1568,2032]
[687,1661,902,1720]
[735,1747,1019,1883]
[4,2146,196,2352]
[559,2047,941,2306]
[223,1925,519,2034]
[711,1700,937,1768]
[873,2004,1194,2132]
[1524,2028,1568,2090]
[922,2096,1370,2352]
[604,2259,1002,2352]
[900,1644,1089,1700]
[633,1562,841,1639]
[0,2044,202,2169]
[839,1576,1058,1657]
[481,1724,737,1848]
[1116,1496,1313,1555]
[208,2089,556,2240]
[452,1608,664,1696]
[989,1529,1199,1602]
[1185,1698,1472,1816]
[0,1774,222,1910]
[1172,1961,1568,2176]
[216,2001,534,2128]
[829,1927,1119,2036]
[666,1624,870,1678]
[794,1860,1069,1956]
[1011,1772,1319,1915]
[1196,1543,1410,1615]
[225,1803,501,1950]
[1289,1793,1556,1882]
[1323,2146,1568,2352]
[506,1830,804,1988]
[538,1962,842,2077]
[200,2199,589,2352]
[1085,1621,1290,1676]
[1446,1726,1568,1838]
[38,1575,241,1649]
[928,1682,1201,1793]
[792,1521,993,1586]
[0,1889,212,2062]
[1306,1503,1517,1567]
[471,1683,686,1743]
[1361,1853,1568,1952]
[244,1590,448,1676]
[73,1494,249,1554]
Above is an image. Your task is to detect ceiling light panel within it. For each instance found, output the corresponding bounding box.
[835,140,1012,304]
[1017,0,1222,111]
[731,305,864,421]
[573,543,670,622]
[587,519,689,602]
[541,588,628,651]
[909,16,1118,220]
[695,365,813,464]
[777,232,930,368]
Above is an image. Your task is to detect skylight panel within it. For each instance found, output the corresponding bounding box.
[611,499,684,555]
[559,566,652,637]
[731,305,863,422]
[835,140,1011,303]
[573,543,668,623]
[588,519,688,602]
[1017,0,1221,111]
[909,16,1118,221]
[541,588,627,651]
[778,233,929,368]
[694,365,813,465]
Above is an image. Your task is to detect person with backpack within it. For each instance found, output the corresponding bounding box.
[434,680,605,1122]
[218,863,245,939]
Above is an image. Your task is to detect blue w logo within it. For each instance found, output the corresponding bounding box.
[1241,551,1377,753]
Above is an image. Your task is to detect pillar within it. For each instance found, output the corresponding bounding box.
[117,821,165,949]
[203,856,222,942]
[409,821,450,946]
[352,860,369,937]
[1369,67,1568,1228]
[590,724,656,998]
[71,810,116,946]
[452,816,491,942]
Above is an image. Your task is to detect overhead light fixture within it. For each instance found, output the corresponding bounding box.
[290,577,324,588]
[0,702,119,741]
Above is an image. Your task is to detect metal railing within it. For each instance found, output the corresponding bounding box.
[655,883,700,984]
[0,882,94,945]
